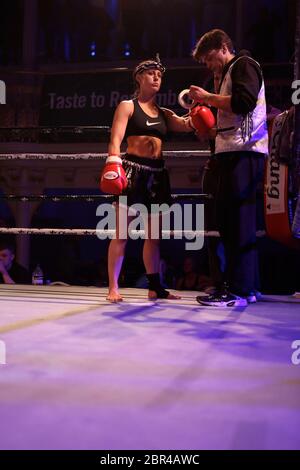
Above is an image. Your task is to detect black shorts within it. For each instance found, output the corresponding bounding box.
[119,154,172,211]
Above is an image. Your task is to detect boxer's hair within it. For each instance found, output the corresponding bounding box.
[192,29,234,62]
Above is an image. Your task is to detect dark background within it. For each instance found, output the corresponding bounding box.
[0,0,296,66]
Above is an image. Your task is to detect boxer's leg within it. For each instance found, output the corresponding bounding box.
[107,203,132,302]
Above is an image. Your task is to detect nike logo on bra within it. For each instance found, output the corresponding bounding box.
[146,120,161,126]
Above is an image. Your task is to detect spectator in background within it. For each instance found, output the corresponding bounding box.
[0,237,31,285]
[176,255,214,292]
[176,256,199,291]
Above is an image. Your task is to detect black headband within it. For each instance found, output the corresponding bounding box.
[133,54,166,78]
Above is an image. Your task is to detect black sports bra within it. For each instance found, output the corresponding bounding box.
[125,98,168,140]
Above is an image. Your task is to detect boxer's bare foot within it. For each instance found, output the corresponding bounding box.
[107,289,123,302]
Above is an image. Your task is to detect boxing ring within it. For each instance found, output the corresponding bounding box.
[0,147,300,450]
[0,283,300,450]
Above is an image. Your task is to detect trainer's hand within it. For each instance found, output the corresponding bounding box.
[189,85,211,105]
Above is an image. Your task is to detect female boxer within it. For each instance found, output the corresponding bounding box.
[101,57,213,302]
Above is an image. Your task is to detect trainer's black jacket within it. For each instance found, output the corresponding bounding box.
[218,50,263,116]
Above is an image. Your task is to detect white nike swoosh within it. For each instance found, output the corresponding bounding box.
[146,120,161,126]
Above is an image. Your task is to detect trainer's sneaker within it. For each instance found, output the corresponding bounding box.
[196,292,248,307]
[246,290,262,304]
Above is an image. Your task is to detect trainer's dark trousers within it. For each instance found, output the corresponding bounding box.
[214,151,265,296]
[202,156,224,289]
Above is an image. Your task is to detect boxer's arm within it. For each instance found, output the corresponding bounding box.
[108,100,133,155]
[161,107,193,132]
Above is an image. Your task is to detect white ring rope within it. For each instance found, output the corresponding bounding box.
[0,193,209,202]
[0,227,266,238]
[0,150,209,161]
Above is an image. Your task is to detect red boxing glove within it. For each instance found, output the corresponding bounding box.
[189,105,215,136]
[100,155,128,195]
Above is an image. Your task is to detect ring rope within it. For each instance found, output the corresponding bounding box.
[0,227,266,238]
[0,193,210,203]
[0,150,209,161]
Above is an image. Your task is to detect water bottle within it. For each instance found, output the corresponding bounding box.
[32,264,44,285]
